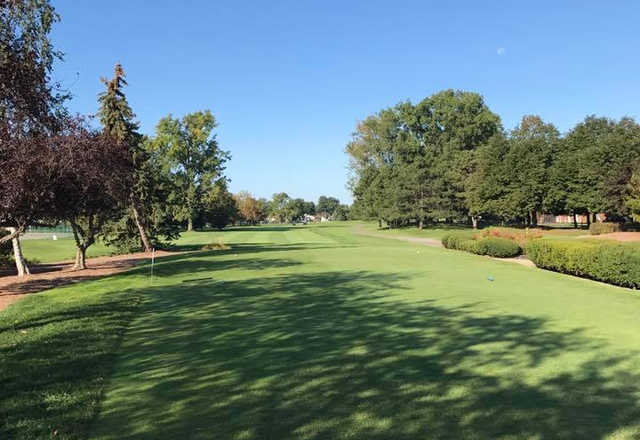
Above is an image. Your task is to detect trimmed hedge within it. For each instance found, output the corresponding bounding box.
[589,222,621,235]
[442,232,521,258]
[525,239,640,289]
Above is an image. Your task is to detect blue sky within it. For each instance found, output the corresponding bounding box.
[51,1,640,204]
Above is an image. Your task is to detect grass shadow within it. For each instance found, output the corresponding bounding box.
[90,269,640,439]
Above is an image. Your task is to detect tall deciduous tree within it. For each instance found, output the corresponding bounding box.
[505,115,561,225]
[347,90,500,228]
[0,0,68,275]
[153,110,230,231]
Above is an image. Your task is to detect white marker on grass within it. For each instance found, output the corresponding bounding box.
[150,248,156,284]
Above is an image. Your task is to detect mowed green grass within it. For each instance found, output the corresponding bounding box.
[20,237,113,264]
[2,223,640,439]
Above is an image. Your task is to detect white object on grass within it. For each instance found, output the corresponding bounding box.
[150,248,156,284]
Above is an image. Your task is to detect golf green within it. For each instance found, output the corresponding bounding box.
[2,223,640,439]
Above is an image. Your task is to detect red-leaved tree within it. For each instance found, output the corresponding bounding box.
[52,124,132,270]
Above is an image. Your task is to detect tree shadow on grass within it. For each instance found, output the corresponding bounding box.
[0,292,142,439]
[91,270,640,439]
[171,241,351,253]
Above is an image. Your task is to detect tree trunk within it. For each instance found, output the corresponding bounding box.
[8,228,30,277]
[418,218,424,229]
[586,212,591,227]
[132,206,152,252]
[74,247,87,270]
[592,212,597,223]
[573,213,578,229]
[471,216,478,229]
[378,219,382,228]
[187,217,194,232]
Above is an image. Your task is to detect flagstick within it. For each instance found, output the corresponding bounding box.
[150,248,155,285]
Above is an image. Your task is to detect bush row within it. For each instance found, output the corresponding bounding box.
[442,232,521,258]
[525,239,640,289]
[589,222,621,235]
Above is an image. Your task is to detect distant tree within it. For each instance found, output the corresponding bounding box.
[347,90,500,228]
[152,110,230,231]
[270,192,291,222]
[333,204,351,221]
[202,180,237,230]
[627,169,640,222]
[464,133,514,226]
[317,196,340,217]
[557,116,640,223]
[505,115,561,225]
[286,198,306,222]
[302,200,316,216]
[235,191,266,224]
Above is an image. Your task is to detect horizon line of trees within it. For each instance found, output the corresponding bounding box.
[347,90,640,228]
[234,192,350,224]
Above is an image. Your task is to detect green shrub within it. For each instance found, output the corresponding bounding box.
[475,237,521,257]
[442,232,520,258]
[589,222,621,235]
[526,239,640,289]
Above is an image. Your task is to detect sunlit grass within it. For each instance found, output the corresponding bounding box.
[2,223,640,439]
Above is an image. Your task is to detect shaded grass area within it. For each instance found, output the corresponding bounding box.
[0,275,145,439]
[2,224,640,439]
[94,271,640,439]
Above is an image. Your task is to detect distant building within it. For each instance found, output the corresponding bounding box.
[537,213,606,224]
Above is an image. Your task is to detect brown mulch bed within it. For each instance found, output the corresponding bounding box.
[0,251,177,312]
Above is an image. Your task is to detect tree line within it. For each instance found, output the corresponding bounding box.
[234,193,350,224]
[0,0,233,274]
[347,90,640,228]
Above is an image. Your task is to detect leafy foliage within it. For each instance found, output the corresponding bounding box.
[347,90,501,227]
[200,180,237,230]
[0,0,67,134]
[234,191,267,224]
[152,110,230,231]
[97,64,181,252]
[526,239,640,289]
[627,169,640,222]
[442,231,521,257]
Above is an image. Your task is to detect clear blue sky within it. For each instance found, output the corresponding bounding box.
[51,1,640,204]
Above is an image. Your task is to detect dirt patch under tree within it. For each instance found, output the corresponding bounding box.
[0,251,177,312]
